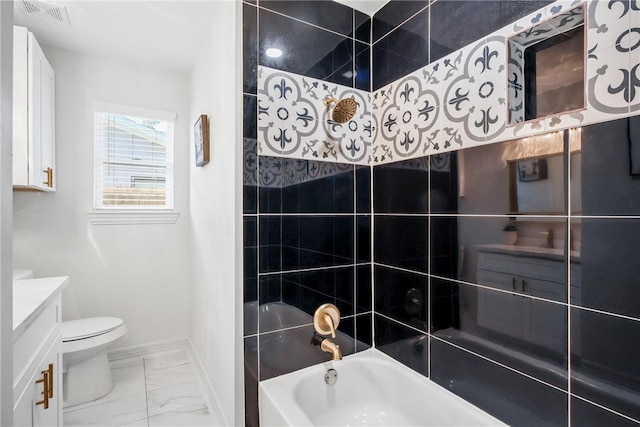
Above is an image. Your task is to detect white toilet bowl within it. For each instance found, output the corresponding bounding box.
[62,317,126,407]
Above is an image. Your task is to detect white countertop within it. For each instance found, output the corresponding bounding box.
[476,244,580,262]
[13,276,68,340]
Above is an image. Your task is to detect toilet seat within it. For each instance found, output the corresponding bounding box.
[63,317,124,341]
[62,317,126,354]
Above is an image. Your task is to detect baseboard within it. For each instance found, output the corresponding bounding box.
[107,337,190,362]
[187,337,228,426]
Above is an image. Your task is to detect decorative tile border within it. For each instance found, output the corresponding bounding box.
[257,67,374,165]
[371,0,640,165]
[243,138,353,188]
[254,0,640,167]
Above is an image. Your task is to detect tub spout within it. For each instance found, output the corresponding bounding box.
[320,338,342,361]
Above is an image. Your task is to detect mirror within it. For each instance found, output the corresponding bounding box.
[508,5,586,125]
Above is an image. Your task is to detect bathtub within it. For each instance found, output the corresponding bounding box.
[259,348,506,426]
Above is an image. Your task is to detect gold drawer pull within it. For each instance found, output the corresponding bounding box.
[45,363,53,398]
[43,167,53,188]
[35,370,49,409]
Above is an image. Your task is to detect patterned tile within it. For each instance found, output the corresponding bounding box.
[257,66,372,165]
[586,43,631,121]
[588,0,631,52]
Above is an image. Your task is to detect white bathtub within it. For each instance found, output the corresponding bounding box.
[260,348,506,426]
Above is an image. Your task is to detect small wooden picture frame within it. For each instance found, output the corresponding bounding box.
[194,114,210,167]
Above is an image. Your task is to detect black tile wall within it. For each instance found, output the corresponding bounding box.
[571,397,640,427]
[374,314,428,376]
[356,265,372,312]
[281,266,355,317]
[430,0,555,63]
[571,307,640,421]
[243,3,257,94]
[375,265,428,332]
[373,160,428,213]
[372,1,429,43]
[430,339,568,427]
[374,215,428,272]
[354,11,371,44]
[373,6,430,90]
[355,166,371,213]
[260,1,355,37]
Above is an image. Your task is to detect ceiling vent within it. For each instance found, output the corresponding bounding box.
[19,0,70,26]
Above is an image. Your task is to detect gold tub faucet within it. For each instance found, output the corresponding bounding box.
[312,304,343,361]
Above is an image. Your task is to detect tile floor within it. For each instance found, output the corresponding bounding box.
[63,348,219,426]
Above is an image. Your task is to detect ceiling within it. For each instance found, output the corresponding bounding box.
[13,0,389,73]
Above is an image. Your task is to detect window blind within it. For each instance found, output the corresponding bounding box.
[94,109,175,209]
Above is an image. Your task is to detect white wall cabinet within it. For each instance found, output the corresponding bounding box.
[13,25,56,192]
[14,295,63,427]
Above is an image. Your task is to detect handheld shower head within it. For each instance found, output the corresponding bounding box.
[324,96,357,124]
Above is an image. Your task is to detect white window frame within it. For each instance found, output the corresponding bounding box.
[88,102,179,225]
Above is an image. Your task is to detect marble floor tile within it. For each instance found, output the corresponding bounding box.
[63,393,148,427]
[64,348,217,426]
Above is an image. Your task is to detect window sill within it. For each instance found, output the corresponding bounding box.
[87,210,180,225]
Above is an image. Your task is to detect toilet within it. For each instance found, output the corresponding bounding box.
[14,268,127,406]
[62,317,127,407]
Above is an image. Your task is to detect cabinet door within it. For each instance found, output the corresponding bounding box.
[28,32,56,192]
[477,270,523,339]
[13,338,61,427]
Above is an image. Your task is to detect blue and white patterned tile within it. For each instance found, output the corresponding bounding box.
[585,43,631,122]
[630,39,640,113]
[543,109,587,133]
[257,66,371,165]
[588,0,631,52]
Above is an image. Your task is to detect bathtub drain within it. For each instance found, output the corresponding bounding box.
[324,368,338,385]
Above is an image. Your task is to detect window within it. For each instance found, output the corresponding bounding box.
[93,103,175,211]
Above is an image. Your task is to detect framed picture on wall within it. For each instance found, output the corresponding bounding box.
[194,114,210,167]
[517,158,548,182]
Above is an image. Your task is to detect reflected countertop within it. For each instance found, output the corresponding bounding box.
[476,244,581,263]
[14,276,68,339]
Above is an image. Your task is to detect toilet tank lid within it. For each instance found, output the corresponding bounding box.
[62,317,124,341]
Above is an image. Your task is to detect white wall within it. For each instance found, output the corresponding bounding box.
[0,2,14,424]
[12,46,191,349]
[188,0,243,424]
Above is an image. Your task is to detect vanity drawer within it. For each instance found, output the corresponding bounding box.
[478,252,566,284]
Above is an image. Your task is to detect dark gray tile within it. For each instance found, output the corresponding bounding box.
[356,313,373,352]
[430,339,568,427]
[430,152,459,213]
[243,3,257,94]
[356,165,371,213]
[281,216,354,271]
[281,266,355,318]
[355,42,371,91]
[374,215,428,273]
[374,157,428,213]
[243,95,257,139]
[243,139,257,215]
[430,0,553,62]
[259,324,356,380]
[571,308,640,421]
[375,265,428,331]
[354,11,370,43]
[373,6,429,90]
[372,1,429,43]
[259,10,354,86]
[571,397,640,427]
[374,314,428,376]
[451,138,566,215]
[433,216,568,301]
[577,218,640,319]
[356,264,372,313]
[259,216,281,273]
[260,1,354,37]
[431,278,568,389]
[356,216,371,263]
[580,118,640,216]
[244,336,259,427]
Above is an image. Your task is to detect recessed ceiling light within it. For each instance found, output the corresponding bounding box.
[266,48,283,58]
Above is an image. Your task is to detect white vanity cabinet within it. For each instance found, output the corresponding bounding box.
[476,248,573,354]
[13,25,56,192]
[14,277,67,427]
